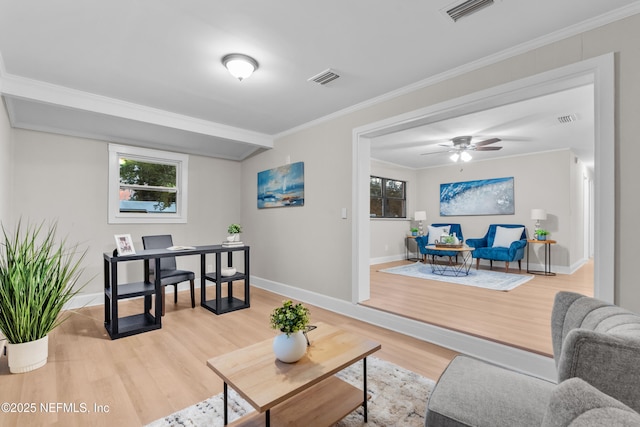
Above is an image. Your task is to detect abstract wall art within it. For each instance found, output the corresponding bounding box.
[440,177,514,216]
[257,162,305,209]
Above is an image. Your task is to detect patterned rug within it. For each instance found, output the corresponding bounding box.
[380,261,533,291]
[146,356,435,427]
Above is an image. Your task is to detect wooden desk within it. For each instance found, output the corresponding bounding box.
[526,239,556,276]
[207,322,381,426]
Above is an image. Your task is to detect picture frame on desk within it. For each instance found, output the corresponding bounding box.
[114,234,136,256]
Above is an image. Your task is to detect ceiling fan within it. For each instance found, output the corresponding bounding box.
[421,136,502,162]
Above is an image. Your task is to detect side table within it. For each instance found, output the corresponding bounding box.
[526,239,556,276]
[405,235,421,261]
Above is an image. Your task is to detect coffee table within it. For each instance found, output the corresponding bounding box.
[206,322,381,426]
[425,245,474,276]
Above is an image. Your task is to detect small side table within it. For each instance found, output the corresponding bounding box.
[527,239,556,276]
[405,235,421,262]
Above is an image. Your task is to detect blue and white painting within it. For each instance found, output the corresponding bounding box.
[440,177,514,216]
[257,162,305,209]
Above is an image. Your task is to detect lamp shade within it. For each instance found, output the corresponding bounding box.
[531,209,547,220]
[414,211,427,221]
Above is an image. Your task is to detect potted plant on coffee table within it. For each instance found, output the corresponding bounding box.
[0,221,87,373]
[270,299,310,363]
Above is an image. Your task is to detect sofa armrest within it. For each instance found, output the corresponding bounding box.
[557,329,640,413]
[507,239,527,256]
[542,377,640,427]
[465,237,486,248]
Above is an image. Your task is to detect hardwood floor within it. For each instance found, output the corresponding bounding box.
[364,259,594,356]
[0,286,457,426]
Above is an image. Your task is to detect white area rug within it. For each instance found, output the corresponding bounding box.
[380,261,533,291]
[146,356,435,427]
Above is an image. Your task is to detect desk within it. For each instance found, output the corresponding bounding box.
[526,239,556,276]
[103,244,250,339]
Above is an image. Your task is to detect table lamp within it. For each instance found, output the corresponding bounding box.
[531,209,547,235]
[414,211,427,235]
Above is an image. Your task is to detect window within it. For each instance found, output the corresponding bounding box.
[108,144,188,224]
[370,176,406,218]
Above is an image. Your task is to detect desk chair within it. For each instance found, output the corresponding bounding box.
[142,235,195,316]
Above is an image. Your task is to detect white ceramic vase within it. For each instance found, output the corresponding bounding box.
[272,331,307,363]
[7,335,49,374]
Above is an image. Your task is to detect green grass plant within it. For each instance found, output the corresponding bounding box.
[0,221,87,344]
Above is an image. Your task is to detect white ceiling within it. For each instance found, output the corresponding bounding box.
[0,1,638,161]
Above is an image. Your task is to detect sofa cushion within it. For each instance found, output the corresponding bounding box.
[492,226,524,248]
[426,355,554,427]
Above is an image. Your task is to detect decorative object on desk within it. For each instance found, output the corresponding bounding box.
[220,267,236,277]
[536,229,549,241]
[531,208,547,235]
[146,356,435,427]
[269,299,310,363]
[414,211,427,235]
[114,233,135,255]
[410,227,419,236]
[257,162,305,209]
[380,262,533,291]
[222,240,244,247]
[440,177,514,216]
[0,220,87,373]
[227,223,242,242]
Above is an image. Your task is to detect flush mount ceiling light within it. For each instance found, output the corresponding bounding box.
[222,54,259,81]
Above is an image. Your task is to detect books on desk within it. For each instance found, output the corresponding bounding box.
[222,241,244,247]
[166,245,196,251]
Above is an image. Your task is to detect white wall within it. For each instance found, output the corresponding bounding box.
[0,100,11,225]
[248,14,640,312]
[10,129,243,298]
[370,159,418,262]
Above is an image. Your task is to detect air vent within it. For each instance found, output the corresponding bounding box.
[445,0,494,22]
[307,69,340,85]
[558,114,578,124]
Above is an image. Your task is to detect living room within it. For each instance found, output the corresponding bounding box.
[1,2,640,426]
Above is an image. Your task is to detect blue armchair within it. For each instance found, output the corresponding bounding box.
[415,223,463,263]
[466,224,527,273]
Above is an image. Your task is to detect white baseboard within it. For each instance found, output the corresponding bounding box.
[370,254,411,265]
[250,275,556,381]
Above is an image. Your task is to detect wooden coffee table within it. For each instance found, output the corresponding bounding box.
[206,322,381,426]
[425,245,474,276]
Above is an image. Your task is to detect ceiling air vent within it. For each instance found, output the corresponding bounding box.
[445,0,494,22]
[307,68,340,86]
[557,114,578,124]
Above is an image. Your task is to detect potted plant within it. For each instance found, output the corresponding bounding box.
[410,227,419,236]
[269,300,310,363]
[536,229,549,241]
[227,223,242,242]
[0,221,87,373]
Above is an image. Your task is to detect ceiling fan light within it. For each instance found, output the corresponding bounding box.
[461,151,472,162]
[222,54,259,81]
[450,153,460,162]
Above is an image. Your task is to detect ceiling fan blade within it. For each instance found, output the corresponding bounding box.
[475,146,502,151]
[420,149,453,156]
[474,138,501,147]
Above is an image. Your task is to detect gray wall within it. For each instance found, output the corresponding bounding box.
[0,101,11,225]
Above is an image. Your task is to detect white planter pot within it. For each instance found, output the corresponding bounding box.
[7,335,49,374]
[272,331,307,363]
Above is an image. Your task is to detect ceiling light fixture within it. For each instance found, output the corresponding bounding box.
[222,54,259,81]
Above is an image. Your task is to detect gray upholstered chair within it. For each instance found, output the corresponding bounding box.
[425,291,640,426]
[142,234,195,316]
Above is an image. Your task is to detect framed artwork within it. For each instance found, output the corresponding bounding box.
[440,177,514,216]
[257,162,305,209]
[114,234,136,256]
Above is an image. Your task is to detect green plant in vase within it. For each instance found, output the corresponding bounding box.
[270,300,311,363]
[536,229,549,240]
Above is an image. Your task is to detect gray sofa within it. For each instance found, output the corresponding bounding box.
[425,291,640,426]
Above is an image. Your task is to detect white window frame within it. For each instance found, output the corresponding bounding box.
[108,144,189,224]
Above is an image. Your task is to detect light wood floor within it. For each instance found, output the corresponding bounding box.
[364,259,594,356]
[0,286,457,426]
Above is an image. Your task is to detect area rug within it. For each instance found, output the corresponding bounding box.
[380,261,533,291]
[146,356,434,427]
